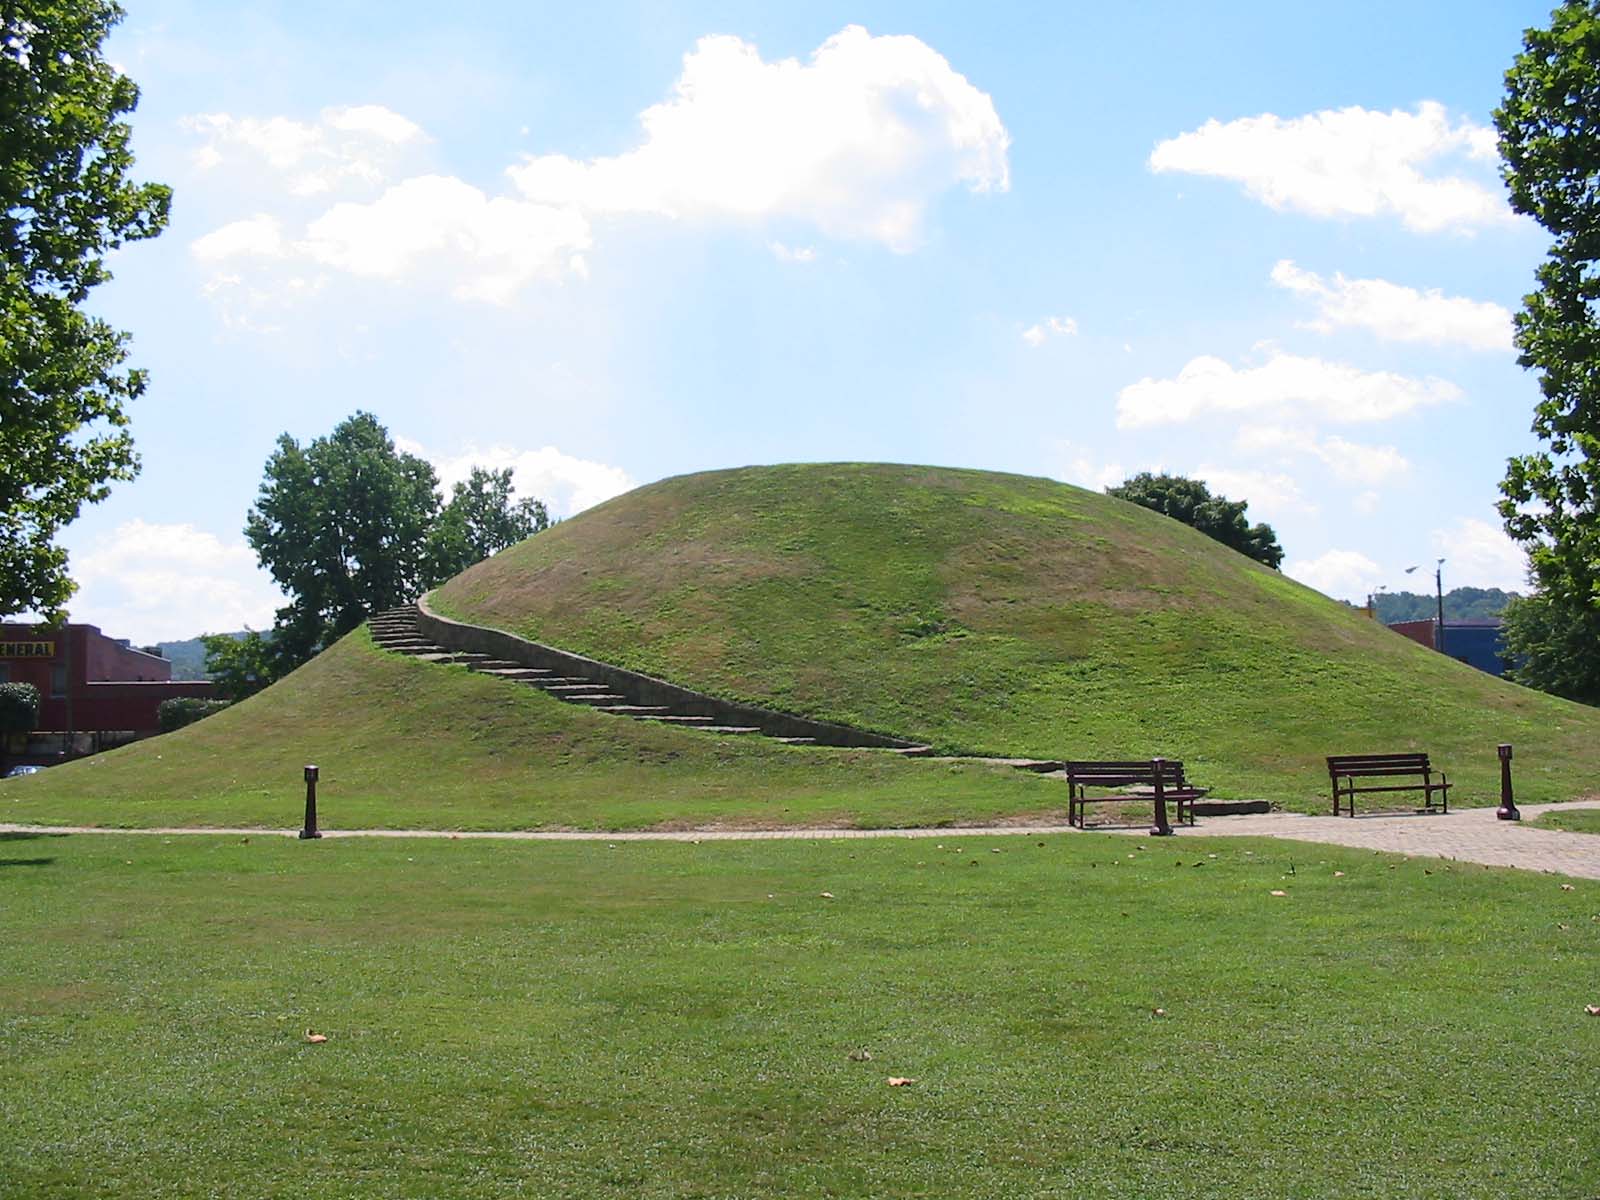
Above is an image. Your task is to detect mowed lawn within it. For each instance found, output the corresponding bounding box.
[3,832,1596,1198]
[1532,809,1600,836]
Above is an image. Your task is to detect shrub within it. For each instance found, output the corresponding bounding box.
[0,682,41,736]
[157,696,231,733]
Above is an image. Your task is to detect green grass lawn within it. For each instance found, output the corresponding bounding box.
[433,464,1600,807]
[1531,808,1600,835]
[1,629,1062,831]
[4,831,1597,1198]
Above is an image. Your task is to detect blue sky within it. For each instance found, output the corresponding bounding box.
[63,0,1555,641]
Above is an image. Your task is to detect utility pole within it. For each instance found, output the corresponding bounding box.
[1435,558,1446,657]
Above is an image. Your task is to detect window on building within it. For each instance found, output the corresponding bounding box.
[0,664,9,683]
[50,664,66,699]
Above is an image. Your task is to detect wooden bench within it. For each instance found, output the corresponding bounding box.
[1064,759,1204,833]
[1326,753,1450,817]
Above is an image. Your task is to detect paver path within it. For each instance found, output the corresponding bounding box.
[5,799,1600,878]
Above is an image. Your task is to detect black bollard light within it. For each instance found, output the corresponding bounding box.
[299,764,322,839]
[1150,757,1174,837]
[1496,743,1520,822]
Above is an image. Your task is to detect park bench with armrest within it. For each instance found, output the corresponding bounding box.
[1326,752,1450,817]
[1064,759,1205,833]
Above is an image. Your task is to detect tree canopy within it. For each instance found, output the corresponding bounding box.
[0,1,170,621]
[246,412,551,670]
[1494,0,1600,703]
[425,467,550,585]
[1105,473,1284,568]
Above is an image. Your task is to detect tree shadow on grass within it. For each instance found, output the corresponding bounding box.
[0,857,54,868]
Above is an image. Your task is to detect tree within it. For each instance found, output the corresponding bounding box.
[1499,592,1600,704]
[424,466,550,585]
[200,630,279,702]
[245,412,440,666]
[1105,473,1284,568]
[1494,1,1600,705]
[0,2,170,621]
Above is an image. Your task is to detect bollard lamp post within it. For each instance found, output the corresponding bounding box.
[1496,744,1520,822]
[299,764,322,839]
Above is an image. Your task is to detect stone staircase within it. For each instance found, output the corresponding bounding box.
[366,605,936,751]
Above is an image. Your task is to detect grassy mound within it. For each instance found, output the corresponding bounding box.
[433,463,1600,806]
[2,628,1057,830]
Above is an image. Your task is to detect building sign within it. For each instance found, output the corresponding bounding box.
[1,641,55,658]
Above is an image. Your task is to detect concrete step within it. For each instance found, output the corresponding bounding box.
[596,705,673,716]
[772,736,817,745]
[637,714,717,725]
[697,725,761,735]
[466,660,527,671]
[477,667,555,680]
[561,693,628,706]
[886,745,936,756]
[538,681,609,692]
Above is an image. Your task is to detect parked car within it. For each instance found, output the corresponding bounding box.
[3,765,43,778]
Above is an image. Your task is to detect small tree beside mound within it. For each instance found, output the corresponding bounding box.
[157,697,230,733]
[0,682,41,773]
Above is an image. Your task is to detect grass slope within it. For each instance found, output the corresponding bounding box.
[434,463,1600,808]
[3,832,1597,1198]
[2,628,1059,830]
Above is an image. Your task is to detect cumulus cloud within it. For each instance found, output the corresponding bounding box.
[1116,350,1459,429]
[1430,518,1528,592]
[1271,260,1513,351]
[68,521,285,644]
[1193,465,1313,516]
[1149,101,1509,233]
[398,439,636,519]
[770,241,817,263]
[301,176,592,302]
[190,214,287,262]
[1055,441,1127,492]
[183,105,427,196]
[1283,549,1383,602]
[1022,315,1078,346]
[507,25,1010,251]
[1237,426,1412,487]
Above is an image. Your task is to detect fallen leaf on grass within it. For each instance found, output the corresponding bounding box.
[1152,1008,1166,1017]
[1586,1005,1600,1017]
[1333,871,1345,878]
[1561,884,1576,892]
[820,892,834,899]
[887,1077,916,1087]
[848,1048,873,1062]
[1269,890,1288,897]
[304,1030,328,1044]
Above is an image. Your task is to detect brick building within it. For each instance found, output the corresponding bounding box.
[1387,618,1511,677]
[0,622,214,738]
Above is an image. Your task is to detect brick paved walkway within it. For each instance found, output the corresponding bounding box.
[5,798,1600,878]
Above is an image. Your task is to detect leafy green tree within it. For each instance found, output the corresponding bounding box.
[1373,587,1521,624]
[1494,1,1600,703]
[1105,473,1284,568]
[1500,592,1600,704]
[0,681,40,773]
[424,467,550,585]
[0,1,170,621]
[200,630,280,702]
[245,412,440,667]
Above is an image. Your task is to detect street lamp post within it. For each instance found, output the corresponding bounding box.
[1434,559,1446,657]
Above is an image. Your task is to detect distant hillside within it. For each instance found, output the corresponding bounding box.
[156,632,247,681]
[1375,588,1519,623]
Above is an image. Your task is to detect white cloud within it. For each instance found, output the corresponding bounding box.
[508,25,1010,250]
[1237,426,1411,487]
[68,521,285,644]
[770,241,816,263]
[1283,549,1383,602]
[398,439,636,519]
[1192,465,1313,516]
[1430,518,1528,592]
[300,176,592,303]
[191,214,286,262]
[1055,441,1127,491]
[1117,350,1459,429]
[1022,315,1078,346]
[1149,102,1509,233]
[183,105,426,196]
[1271,260,1513,351]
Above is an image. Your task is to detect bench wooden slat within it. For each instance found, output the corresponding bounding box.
[1325,751,1448,816]
[1065,758,1198,831]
